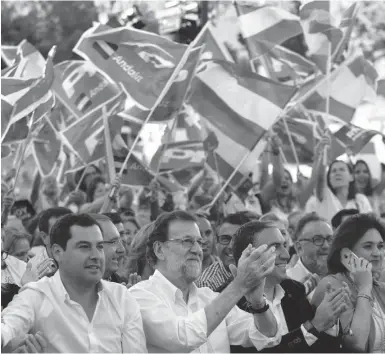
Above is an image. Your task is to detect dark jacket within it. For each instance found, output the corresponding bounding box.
[109,272,127,284]
[231,279,346,353]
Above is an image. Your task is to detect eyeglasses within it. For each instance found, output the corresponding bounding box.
[165,238,205,249]
[299,235,333,247]
[217,235,232,245]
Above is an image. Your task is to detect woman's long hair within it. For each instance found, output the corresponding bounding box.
[327,213,385,274]
[354,159,374,197]
[327,160,356,200]
[86,175,105,203]
[272,169,297,213]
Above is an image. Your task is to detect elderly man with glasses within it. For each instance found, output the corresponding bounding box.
[129,210,284,353]
[287,213,334,300]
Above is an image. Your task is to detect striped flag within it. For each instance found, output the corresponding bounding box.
[301,54,378,123]
[74,23,187,109]
[300,1,343,73]
[52,60,121,120]
[188,60,296,190]
[1,47,56,142]
[236,3,303,58]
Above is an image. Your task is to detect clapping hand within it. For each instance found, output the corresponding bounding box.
[122,273,142,289]
[12,332,47,353]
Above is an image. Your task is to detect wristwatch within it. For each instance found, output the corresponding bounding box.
[248,296,270,314]
[303,320,320,338]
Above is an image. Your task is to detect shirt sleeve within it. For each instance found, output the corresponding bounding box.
[225,305,283,351]
[129,286,208,352]
[300,325,318,346]
[121,291,148,353]
[1,289,41,348]
[357,194,373,213]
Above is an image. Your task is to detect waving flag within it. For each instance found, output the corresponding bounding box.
[188,60,296,190]
[236,2,302,58]
[1,40,45,79]
[52,60,121,120]
[61,92,125,166]
[301,54,378,123]
[74,23,187,109]
[300,1,343,73]
[1,47,56,142]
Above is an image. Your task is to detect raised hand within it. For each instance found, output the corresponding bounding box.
[122,273,142,289]
[12,332,47,353]
[350,257,373,294]
[303,273,320,295]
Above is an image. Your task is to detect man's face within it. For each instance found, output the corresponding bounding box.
[196,217,214,259]
[99,221,125,278]
[296,221,333,276]
[137,208,151,227]
[217,223,240,269]
[160,220,203,283]
[252,227,290,284]
[54,225,105,285]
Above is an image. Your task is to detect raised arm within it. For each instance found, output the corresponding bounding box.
[314,135,331,202]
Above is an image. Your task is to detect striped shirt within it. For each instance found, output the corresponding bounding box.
[196,260,233,292]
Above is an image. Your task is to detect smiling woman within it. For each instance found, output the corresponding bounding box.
[2,227,32,263]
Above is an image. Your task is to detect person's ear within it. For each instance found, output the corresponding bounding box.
[51,244,64,264]
[294,240,303,255]
[39,231,49,245]
[153,241,166,262]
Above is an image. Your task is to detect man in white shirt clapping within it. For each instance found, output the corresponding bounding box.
[129,210,283,353]
[1,213,147,353]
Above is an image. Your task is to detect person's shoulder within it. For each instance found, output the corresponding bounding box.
[355,193,371,203]
[280,278,306,296]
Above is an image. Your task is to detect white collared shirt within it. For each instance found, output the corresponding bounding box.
[286,258,315,300]
[267,285,317,347]
[1,271,147,353]
[129,270,282,353]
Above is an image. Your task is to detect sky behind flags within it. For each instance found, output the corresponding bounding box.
[74,23,187,109]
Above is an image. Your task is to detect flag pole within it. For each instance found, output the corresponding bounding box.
[111,44,194,198]
[102,106,116,183]
[324,41,333,166]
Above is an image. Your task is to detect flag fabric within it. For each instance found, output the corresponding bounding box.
[1,48,55,142]
[236,3,303,58]
[378,79,385,97]
[149,45,204,122]
[1,40,46,79]
[60,92,125,166]
[298,54,378,123]
[52,60,121,120]
[300,1,343,73]
[74,23,187,108]
[188,60,296,191]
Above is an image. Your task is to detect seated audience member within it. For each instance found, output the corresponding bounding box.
[196,211,259,292]
[313,213,385,353]
[195,212,219,271]
[2,227,32,263]
[331,209,359,230]
[28,207,73,276]
[89,214,127,284]
[1,214,147,353]
[259,213,294,257]
[287,213,333,299]
[126,222,155,282]
[129,210,283,353]
[230,221,349,353]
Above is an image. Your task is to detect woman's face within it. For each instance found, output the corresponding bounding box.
[11,238,30,263]
[93,183,106,201]
[351,228,384,274]
[329,161,353,189]
[279,171,293,195]
[354,162,370,192]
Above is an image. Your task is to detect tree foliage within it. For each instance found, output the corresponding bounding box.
[1,1,98,63]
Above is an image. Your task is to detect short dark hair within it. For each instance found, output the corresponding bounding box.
[102,212,122,225]
[50,213,103,250]
[38,207,73,234]
[221,211,260,227]
[331,209,359,229]
[328,213,385,274]
[232,221,276,265]
[146,210,197,266]
[327,160,356,200]
[293,212,328,241]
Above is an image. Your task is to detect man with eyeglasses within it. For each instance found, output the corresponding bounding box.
[90,214,127,283]
[287,213,333,300]
[196,211,259,292]
[129,210,283,352]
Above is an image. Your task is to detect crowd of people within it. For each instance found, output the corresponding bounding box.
[1,133,385,353]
